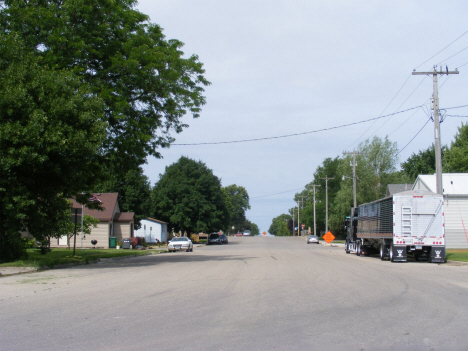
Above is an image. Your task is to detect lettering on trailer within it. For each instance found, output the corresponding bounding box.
[435,250,441,259]
[397,250,403,257]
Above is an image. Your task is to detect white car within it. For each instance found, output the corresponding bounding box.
[243,230,251,236]
[307,235,320,244]
[168,237,193,252]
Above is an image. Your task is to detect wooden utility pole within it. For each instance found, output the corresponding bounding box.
[297,196,306,235]
[412,66,459,194]
[342,150,361,208]
[320,176,334,233]
[310,185,321,236]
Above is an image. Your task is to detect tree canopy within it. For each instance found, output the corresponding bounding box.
[151,157,230,234]
[0,0,210,178]
[444,123,468,173]
[269,214,292,236]
[222,184,251,232]
[0,35,106,260]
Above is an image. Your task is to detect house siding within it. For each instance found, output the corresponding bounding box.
[114,223,132,242]
[134,219,168,243]
[51,222,110,249]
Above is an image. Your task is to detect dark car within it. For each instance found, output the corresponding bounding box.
[220,234,228,244]
[207,233,222,245]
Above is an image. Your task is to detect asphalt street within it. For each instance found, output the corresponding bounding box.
[1,237,468,351]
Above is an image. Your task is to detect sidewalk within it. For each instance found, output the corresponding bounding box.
[0,266,37,277]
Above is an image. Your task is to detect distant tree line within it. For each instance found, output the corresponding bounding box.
[269,124,468,238]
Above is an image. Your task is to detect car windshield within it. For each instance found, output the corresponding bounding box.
[172,237,188,242]
[209,234,219,239]
[309,235,318,239]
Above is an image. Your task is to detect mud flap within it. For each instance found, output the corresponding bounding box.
[430,246,445,263]
[392,245,407,262]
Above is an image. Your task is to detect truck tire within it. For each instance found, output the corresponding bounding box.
[389,243,394,262]
[380,244,385,260]
[356,241,362,256]
[345,240,350,254]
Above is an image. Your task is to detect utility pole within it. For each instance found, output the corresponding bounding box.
[298,196,306,235]
[310,185,321,236]
[296,200,301,236]
[320,176,334,233]
[342,150,361,208]
[412,66,459,195]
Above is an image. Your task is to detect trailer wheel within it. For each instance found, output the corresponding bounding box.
[356,241,362,256]
[380,244,385,260]
[389,243,394,262]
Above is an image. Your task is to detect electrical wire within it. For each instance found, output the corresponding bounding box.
[437,45,468,66]
[173,106,422,146]
[251,188,304,199]
[415,30,468,69]
[345,74,413,149]
[396,117,432,156]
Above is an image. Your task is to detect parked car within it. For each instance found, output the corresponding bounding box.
[235,233,243,237]
[307,235,320,244]
[243,230,251,236]
[220,234,228,244]
[168,237,193,252]
[207,233,222,245]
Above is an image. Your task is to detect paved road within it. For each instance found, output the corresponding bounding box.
[1,237,468,351]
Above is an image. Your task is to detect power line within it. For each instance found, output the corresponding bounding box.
[251,188,304,199]
[396,118,432,156]
[437,45,468,66]
[443,104,468,110]
[415,30,468,69]
[345,75,413,149]
[173,106,422,146]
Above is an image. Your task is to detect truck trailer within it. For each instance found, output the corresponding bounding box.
[345,190,445,263]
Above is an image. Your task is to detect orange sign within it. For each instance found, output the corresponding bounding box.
[262,231,267,236]
[323,231,335,243]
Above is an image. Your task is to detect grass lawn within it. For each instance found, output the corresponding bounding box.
[0,248,165,268]
[446,249,468,262]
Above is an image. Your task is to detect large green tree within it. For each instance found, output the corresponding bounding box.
[269,214,292,236]
[0,0,210,179]
[222,184,251,232]
[401,144,438,182]
[0,35,106,261]
[444,123,468,173]
[151,157,229,234]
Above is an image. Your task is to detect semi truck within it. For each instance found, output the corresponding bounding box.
[345,190,445,263]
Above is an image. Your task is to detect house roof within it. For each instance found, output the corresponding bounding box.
[114,212,135,222]
[414,174,468,195]
[386,184,412,196]
[71,193,118,222]
[144,218,169,225]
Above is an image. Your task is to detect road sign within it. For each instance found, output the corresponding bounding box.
[301,224,305,229]
[323,231,335,244]
[295,227,298,230]
[263,231,267,236]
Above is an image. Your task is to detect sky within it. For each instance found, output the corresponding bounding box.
[137,0,468,233]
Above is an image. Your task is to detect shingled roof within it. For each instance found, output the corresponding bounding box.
[70,193,119,222]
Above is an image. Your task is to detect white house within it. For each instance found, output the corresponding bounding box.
[134,218,168,244]
[413,173,468,249]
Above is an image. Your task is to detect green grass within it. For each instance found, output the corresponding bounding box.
[0,248,164,268]
[446,250,468,262]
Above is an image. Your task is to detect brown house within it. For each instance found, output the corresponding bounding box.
[51,193,135,249]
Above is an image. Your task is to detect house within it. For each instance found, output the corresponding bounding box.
[413,173,468,249]
[51,193,135,249]
[133,218,168,244]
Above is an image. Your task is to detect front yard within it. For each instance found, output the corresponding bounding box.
[0,247,167,268]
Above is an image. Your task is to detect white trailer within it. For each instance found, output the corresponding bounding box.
[345,190,445,263]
